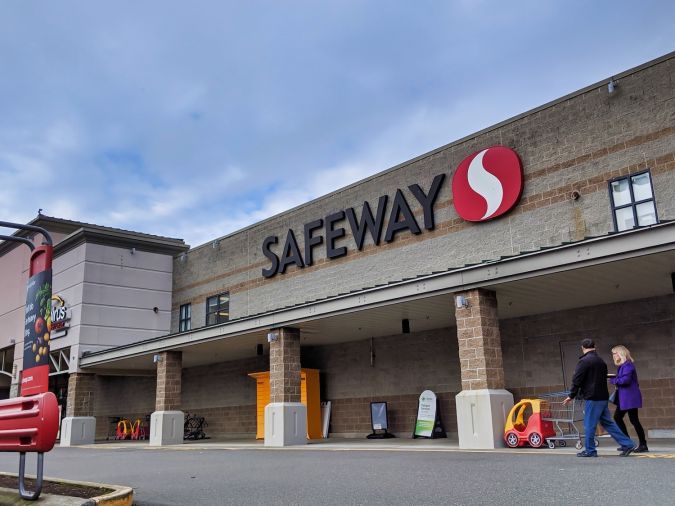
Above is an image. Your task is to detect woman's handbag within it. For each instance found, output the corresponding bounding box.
[609,389,618,405]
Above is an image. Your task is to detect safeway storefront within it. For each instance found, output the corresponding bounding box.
[71,52,674,448]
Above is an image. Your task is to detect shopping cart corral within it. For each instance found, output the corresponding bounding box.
[539,391,599,450]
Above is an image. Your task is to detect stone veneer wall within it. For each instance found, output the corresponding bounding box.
[180,355,266,438]
[66,373,96,418]
[302,327,461,437]
[93,376,155,440]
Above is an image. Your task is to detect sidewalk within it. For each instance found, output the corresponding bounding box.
[78,436,675,456]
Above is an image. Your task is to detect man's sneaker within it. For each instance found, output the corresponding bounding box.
[634,444,649,453]
[577,450,598,457]
[619,446,638,457]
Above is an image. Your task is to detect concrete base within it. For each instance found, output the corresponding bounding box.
[264,402,307,447]
[150,411,184,446]
[60,416,96,446]
[455,389,514,449]
[649,429,675,438]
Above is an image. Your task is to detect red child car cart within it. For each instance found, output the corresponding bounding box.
[504,398,556,448]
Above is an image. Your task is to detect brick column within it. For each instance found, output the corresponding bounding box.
[155,351,182,411]
[150,351,184,446]
[60,373,97,446]
[264,327,306,446]
[454,288,513,449]
[65,373,96,417]
[270,327,301,403]
[455,289,505,390]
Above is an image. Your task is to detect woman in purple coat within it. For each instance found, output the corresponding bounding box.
[610,345,648,452]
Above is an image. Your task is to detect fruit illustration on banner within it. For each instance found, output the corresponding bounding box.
[35,316,45,335]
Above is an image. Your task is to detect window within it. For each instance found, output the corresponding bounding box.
[0,346,14,376]
[179,303,192,332]
[609,171,658,232]
[206,293,229,326]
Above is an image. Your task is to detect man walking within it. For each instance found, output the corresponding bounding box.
[563,338,636,457]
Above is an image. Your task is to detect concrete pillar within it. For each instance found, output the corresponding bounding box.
[150,351,184,446]
[60,373,97,446]
[264,327,306,447]
[454,289,513,449]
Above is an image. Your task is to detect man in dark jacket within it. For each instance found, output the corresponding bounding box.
[563,338,636,457]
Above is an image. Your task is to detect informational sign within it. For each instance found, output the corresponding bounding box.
[370,402,388,431]
[21,245,52,396]
[414,390,437,437]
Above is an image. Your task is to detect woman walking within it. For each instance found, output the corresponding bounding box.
[610,345,648,452]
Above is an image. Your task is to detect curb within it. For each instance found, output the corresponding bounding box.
[0,473,133,505]
[76,479,133,506]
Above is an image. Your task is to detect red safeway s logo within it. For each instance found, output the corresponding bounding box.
[452,146,523,222]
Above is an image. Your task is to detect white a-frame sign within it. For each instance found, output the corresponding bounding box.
[413,390,447,439]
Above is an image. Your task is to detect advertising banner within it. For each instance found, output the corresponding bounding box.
[21,246,53,396]
[414,390,437,437]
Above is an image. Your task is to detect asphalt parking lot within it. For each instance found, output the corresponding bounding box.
[0,440,673,505]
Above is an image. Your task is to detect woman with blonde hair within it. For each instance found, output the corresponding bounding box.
[610,345,648,452]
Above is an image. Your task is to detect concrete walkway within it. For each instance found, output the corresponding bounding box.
[73,435,675,456]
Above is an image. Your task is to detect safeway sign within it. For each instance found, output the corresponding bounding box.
[261,145,524,278]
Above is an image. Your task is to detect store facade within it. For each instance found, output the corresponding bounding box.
[0,217,187,440]
[4,52,674,448]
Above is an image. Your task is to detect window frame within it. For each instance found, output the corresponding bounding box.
[179,303,192,332]
[608,170,658,232]
[205,292,230,326]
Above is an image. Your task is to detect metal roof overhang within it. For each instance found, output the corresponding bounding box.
[80,222,675,373]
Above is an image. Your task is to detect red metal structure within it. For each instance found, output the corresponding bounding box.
[0,220,59,500]
[0,393,60,498]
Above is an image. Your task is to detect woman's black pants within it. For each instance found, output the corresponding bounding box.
[613,406,647,446]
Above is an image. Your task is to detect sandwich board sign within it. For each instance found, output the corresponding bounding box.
[413,389,447,439]
[414,390,437,437]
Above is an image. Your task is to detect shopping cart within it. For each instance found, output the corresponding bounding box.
[538,391,599,450]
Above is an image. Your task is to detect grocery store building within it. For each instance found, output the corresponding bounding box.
[3,52,674,449]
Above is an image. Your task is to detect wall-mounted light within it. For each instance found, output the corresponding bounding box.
[153,306,159,314]
[9,338,15,344]
[267,331,278,343]
[608,78,618,94]
[179,252,188,263]
[212,240,220,249]
[153,354,161,363]
[130,247,136,255]
[455,295,469,309]
[571,190,581,201]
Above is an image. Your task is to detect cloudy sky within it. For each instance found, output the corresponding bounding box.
[1,1,673,247]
